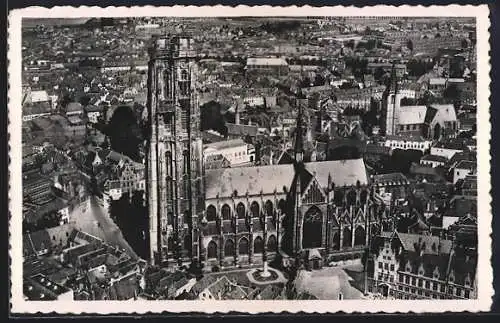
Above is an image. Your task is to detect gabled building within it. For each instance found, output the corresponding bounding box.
[370,231,477,299]
[420,155,448,168]
[452,161,476,184]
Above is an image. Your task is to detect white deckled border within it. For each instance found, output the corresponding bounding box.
[8,4,492,314]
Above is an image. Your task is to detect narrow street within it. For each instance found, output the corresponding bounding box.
[71,196,140,260]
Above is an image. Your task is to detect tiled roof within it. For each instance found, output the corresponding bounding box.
[204,138,247,151]
[246,57,288,67]
[84,105,103,112]
[446,196,477,218]
[27,230,52,254]
[23,102,52,116]
[409,163,445,178]
[386,134,427,142]
[433,140,466,150]
[205,164,293,199]
[396,232,453,255]
[190,275,219,295]
[109,274,138,300]
[66,102,83,112]
[455,160,476,170]
[373,172,409,185]
[24,274,72,300]
[421,154,448,163]
[431,104,457,122]
[206,276,248,300]
[448,151,476,166]
[365,144,391,155]
[225,123,258,137]
[205,159,368,199]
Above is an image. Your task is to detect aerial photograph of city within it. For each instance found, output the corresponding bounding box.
[20,16,478,301]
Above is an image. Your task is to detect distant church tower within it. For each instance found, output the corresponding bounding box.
[146,35,204,266]
[382,65,401,136]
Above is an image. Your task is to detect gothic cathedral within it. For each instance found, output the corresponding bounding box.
[146,35,380,271]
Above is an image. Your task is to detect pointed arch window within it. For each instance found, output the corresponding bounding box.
[207,241,217,259]
[236,202,246,219]
[221,204,231,220]
[238,237,249,255]
[206,205,217,222]
[267,235,277,252]
[224,239,235,257]
[254,236,264,254]
[250,201,260,218]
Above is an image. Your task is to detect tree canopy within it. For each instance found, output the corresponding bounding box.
[107,105,143,161]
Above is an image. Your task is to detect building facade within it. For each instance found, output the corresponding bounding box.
[370,232,477,300]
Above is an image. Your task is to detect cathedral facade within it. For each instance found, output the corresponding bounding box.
[147,35,381,271]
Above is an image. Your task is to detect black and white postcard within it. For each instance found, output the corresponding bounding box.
[8,4,492,314]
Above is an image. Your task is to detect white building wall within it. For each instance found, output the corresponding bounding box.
[420,160,445,168]
[453,168,473,184]
[385,139,431,153]
[430,147,463,160]
[204,144,254,166]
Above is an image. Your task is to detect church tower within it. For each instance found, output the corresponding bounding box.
[382,64,401,136]
[146,35,204,266]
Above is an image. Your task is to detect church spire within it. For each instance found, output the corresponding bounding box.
[388,62,399,95]
[294,99,305,164]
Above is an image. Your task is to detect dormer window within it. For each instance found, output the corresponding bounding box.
[433,267,440,280]
[406,262,412,273]
[464,274,471,287]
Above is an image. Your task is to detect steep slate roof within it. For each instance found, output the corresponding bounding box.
[396,232,453,255]
[421,154,448,163]
[373,172,409,185]
[455,160,476,170]
[204,138,247,151]
[66,102,83,113]
[205,164,294,199]
[204,159,368,199]
[305,159,368,189]
[24,102,52,116]
[246,57,288,67]
[432,104,457,122]
[447,250,477,286]
[190,275,219,296]
[108,274,138,300]
[28,230,52,254]
[398,106,428,125]
[225,123,258,137]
